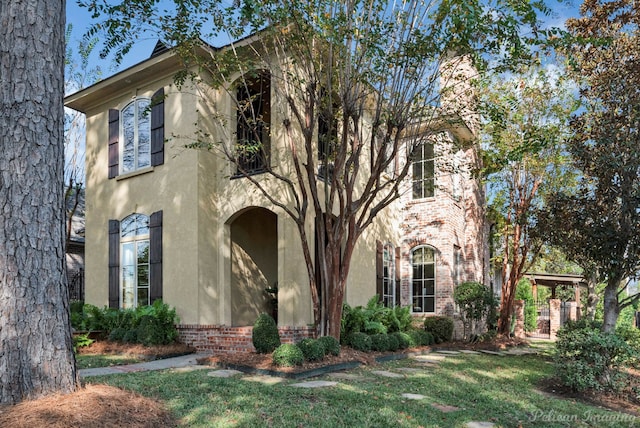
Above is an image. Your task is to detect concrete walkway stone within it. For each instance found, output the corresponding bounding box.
[396,367,423,373]
[290,380,337,388]
[412,354,447,362]
[460,350,481,354]
[435,350,461,355]
[402,393,425,400]
[79,353,210,378]
[466,422,495,428]
[207,369,243,378]
[371,370,404,378]
[326,372,366,381]
[242,375,285,385]
[431,403,460,413]
[478,350,504,356]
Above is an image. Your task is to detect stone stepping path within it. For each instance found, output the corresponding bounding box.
[207,369,243,378]
[460,350,481,354]
[434,350,461,355]
[478,350,504,356]
[395,367,424,374]
[326,372,367,381]
[371,370,404,378]
[413,354,447,362]
[431,403,460,413]
[466,422,495,428]
[290,380,337,388]
[402,393,425,400]
[241,375,286,385]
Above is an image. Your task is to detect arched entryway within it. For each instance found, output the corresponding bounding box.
[229,207,278,326]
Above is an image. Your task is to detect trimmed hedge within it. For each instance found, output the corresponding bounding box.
[272,344,304,367]
[317,336,341,356]
[347,332,372,351]
[392,332,411,350]
[370,334,391,352]
[423,316,454,344]
[297,338,325,361]
[252,314,281,354]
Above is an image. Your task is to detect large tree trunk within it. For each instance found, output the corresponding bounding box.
[602,282,621,333]
[584,271,598,322]
[0,0,78,404]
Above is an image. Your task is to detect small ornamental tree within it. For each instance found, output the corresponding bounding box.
[453,281,494,339]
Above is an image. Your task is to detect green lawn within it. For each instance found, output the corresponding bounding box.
[85,350,639,427]
[76,354,142,369]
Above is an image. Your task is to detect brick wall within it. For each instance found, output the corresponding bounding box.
[176,324,315,353]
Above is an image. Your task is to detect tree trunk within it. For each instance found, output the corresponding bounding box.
[0,0,78,404]
[602,282,620,333]
[585,272,598,322]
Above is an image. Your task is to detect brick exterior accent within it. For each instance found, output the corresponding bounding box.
[176,324,315,353]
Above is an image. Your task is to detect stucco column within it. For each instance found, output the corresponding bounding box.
[549,299,561,340]
[513,299,525,339]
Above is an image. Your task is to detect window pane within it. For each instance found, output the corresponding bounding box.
[425,297,435,312]
[425,264,435,279]
[137,240,149,264]
[425,280,435,296]
[122,104,135,173]
[122,288,135,309]
[423,248,434,263]
[137,287,150,307]
[137,100,151,169]
[137,265,149,287]
[122,243,135,265]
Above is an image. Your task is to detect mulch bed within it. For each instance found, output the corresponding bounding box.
[76,341,195,360]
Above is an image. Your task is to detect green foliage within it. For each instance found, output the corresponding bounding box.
[72,333,94,351]
[317,336,340,356]
[272,344,304,367]
[341,298,414,343]
[555,321,634,392]
[386,333,400,352]
[370,334,391,352]
[454,281,495,338]
[252,313,281,354]
[296,338,325,362]
[616,325,640,367]
[408,329,434,347]
[515,279,538,332]
[423,316,454,344]
[347,332,372,352]
[108,327,127,342]
[392,332,411,350]
[123,329,139,343]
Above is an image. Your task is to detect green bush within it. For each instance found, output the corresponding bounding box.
[123,329,139,343]
[555,322,634,392]
[108,327,127,342]
[317,336,340,356]
[297,338,325,361]
[515,279,538,332]
[347,332,372,351]
[387,333,400,351]
[370,334,391,352]
[616,325,640,367]
[383,305,414,333]
[392,332,411,349]
[252,313,281,354]
[423,316,454,344]
[407,329,433,347]
[272,344,304,367]
[454,281,495,338]
[137,315,165,346]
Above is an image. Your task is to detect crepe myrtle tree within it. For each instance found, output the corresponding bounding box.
[539,0,640,333]
[0,0,78,404]
[82,0,550,339]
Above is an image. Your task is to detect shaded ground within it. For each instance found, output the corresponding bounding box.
[77,341,195,360]
[0,338,637,426]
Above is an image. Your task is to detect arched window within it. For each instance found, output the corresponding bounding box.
[235,72,270,175]
[121,98,151,173]
[411,246,436,313]
[120,213,150,308]
[382,244,395,307]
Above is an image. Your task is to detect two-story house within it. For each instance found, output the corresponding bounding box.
[64,37,487,352]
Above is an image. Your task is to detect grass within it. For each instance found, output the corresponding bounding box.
[86,348,640,427]
[76,354,142,369]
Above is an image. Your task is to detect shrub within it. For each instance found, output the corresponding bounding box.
[515,279,538,332]
[387,333,400,351]
[392,332,411,349]
[317,336,340,356]
[423,316,454,344]
[405,331,418,347]
[555,323,634,392]
[407,329,433,347]
[383,305,413,333]
[297,338,325,361]
[347,332,372,351]
[252,313,281,354]
[272,344,304,367]
[370,334,391,352]
[616,325,640,367]
[108,327,127,342]
[72,333,94,351]
[137,315,165,346]
[123,329,139,343]
[454,281,495,339]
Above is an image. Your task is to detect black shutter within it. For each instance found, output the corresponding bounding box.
[108,109,119,179]
[151,88,165,167]
[395,247,402,307]
[376,240,383,300]
[108,220,120,308]
[149,210,163,303]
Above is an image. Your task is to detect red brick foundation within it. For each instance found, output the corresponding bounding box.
[176,324,316,353]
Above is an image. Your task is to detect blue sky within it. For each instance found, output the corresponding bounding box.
[65,0,582,91]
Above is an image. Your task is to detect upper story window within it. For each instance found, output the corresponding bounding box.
[120,213,150,309]
[411,245,436,313]
[121,99,151,173]
[108,88,164,179]
[412,141,435,199]
[235,73,271,176]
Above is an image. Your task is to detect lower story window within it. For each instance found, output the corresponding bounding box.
[382,244,395,307]
[412,246,435,313]
[120,213,150,308]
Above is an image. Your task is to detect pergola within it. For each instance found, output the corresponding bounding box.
[524,272,587,313]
